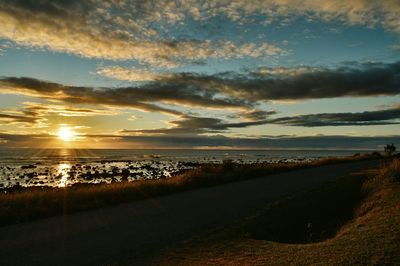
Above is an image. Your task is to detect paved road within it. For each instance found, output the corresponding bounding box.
[0,159,381,265]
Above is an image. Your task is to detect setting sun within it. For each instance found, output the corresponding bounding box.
[57,127,76,142]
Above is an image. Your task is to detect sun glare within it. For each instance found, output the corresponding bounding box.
[58,127,76,142]
[57,163,70,187]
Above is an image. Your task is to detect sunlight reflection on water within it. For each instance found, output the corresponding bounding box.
[57,163,70,188]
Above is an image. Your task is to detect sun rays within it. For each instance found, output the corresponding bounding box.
[57,126,76,142]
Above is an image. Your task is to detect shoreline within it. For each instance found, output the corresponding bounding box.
[0,151,383,190]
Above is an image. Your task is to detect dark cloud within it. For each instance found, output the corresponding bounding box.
[0,102,50,125]
[1,61,400,123]
[2,61,400,117]
[76,61,400,110]
[270,106,400,127]
[160,61,400,102]
[3,75,400,132]
[1,131,399,150]
[121,115,269,135]
[0,113,39,124]
[231,110,277,121]
[0,0,91,17]
[121,106,400,137]
[0,77,249,116]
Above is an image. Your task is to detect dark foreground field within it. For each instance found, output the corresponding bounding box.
[0,158,389,265]
[158,159,400,265]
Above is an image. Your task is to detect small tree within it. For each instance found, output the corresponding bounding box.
[384,143,396,156]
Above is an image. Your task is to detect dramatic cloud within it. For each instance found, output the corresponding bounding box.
[98,61,400,105]
[0,113,39,125]
[109,134,400,150]
[0,102,117,129]
[121,115,270,135]
[116,134,400,150]
[270,107,400,127]
[97,61,400,104]
[121,106,400,137]
[251,66,321,78]
[184,61,400,102]
[1,0,399,68]
[232,110,278,121]
[214,1,400,33]
[21,102,118,117]
[0,131,399,150]
[1,1,399,150]
[1,61,400,118]
[0,77,250,116]
[0,105,47,127]
[97,66,172,82]
[0,0,284,67]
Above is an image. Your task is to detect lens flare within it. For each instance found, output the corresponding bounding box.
[58,127,76,142]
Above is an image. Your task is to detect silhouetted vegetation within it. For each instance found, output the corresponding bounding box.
[384,143,396,156]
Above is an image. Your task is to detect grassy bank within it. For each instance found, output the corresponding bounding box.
[0,153,382,226]
[158,159,400,265]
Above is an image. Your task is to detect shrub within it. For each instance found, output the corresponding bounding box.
[384,143,396,156]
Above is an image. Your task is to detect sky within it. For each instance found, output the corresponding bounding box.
[0,0,400,149]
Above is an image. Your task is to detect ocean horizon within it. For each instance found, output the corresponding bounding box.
[0,148,374,165]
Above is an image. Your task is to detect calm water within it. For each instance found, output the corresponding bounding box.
[0,149,369,188]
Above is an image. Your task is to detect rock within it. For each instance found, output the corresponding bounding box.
[25,173,35,179]
[21,165,36,169]
[121,169,130,181]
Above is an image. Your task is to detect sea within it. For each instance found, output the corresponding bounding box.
[0,149,371,189]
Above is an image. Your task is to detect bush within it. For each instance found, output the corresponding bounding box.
[371,151,382,158]
[384,143,396,156]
